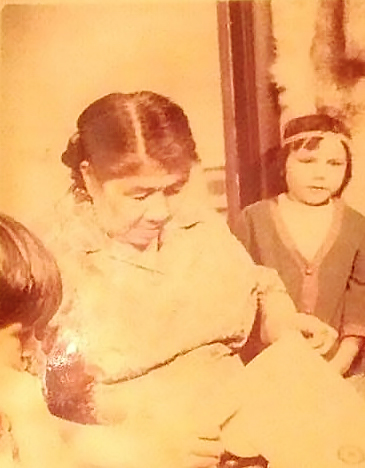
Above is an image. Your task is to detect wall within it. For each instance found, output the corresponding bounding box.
[0,1,224,225]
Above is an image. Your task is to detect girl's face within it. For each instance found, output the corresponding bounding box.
[285,135,348,206]
[81,158,190,249]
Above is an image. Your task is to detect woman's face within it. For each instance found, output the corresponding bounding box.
[285,135,348,206]
[81,159,190,249]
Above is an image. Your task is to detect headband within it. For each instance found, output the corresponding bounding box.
[283,129,351,149]
[282,114,351,148]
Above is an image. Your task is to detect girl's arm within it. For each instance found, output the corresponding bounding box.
[337,229,365,374]
[330,335,365,375]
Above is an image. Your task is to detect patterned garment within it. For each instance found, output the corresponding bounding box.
[40,195,262,424]
[36,194,295,468]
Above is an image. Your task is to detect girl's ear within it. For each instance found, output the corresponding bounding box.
[79,161,102,200]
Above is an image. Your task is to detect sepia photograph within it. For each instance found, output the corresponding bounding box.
[1,0,365,467]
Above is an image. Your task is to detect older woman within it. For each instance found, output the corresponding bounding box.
[38,92,337,468]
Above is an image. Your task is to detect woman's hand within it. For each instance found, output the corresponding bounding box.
[260,290,338,355]
[255,264,338,353]
[294,313,338,356]
[184,430,224,468]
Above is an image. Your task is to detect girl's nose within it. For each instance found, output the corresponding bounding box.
[312,161,327,179]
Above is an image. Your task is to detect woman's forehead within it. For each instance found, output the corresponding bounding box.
[105,169,189,192]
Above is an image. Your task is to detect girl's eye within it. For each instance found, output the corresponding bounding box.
[328,160,345,166]
[297,158,315,164]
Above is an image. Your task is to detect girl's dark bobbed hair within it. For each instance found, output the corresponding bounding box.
[268,113,353,197]
[283,113,351,143]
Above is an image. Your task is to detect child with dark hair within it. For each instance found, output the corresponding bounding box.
[0,213,75,468]
[233,114,365,376]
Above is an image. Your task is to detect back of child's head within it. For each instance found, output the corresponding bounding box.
[0,214,62,335]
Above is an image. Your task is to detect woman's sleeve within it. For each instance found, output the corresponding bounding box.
[255,265,298,343]
[342,233,365,338]
[231,207,256,258]
[44,338,99,424]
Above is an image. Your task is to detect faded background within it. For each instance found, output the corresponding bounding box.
[271,0,365,216]
[3,0,365,226]
[0,0,225,225]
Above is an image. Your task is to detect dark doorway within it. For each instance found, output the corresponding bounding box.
[217,0,281,225]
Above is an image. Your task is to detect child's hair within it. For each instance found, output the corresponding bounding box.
[273,114,352,196]
[0,213,62,336]
[61,91,200,201]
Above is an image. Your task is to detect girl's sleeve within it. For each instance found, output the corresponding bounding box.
[342,233,365,338]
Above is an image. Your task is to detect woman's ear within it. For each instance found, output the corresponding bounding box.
[79,161,102,200]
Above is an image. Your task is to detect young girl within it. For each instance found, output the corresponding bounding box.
[233,113,365,376]
[0,213,77,468]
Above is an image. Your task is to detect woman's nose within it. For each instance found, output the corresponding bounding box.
[144,191,170,223]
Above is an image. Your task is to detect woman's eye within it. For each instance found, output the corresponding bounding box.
[133,193,149,201]
[164,184,185,196]
[164,187,179,196]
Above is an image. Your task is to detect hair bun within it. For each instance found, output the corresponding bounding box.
[61,132,83,168]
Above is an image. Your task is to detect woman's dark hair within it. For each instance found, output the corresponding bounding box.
[0,214,62,336]
[273,114,352,196]
[62,92,200,200]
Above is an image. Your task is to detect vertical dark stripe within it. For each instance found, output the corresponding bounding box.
[217,1,262,226]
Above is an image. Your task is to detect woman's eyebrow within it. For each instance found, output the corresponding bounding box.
[168,179,187,189]
[124,186,155,196]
